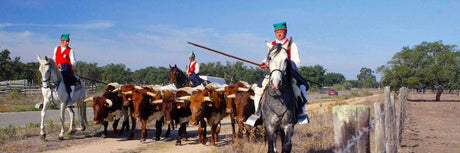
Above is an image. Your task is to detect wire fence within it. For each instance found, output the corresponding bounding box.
[333,86,409,153]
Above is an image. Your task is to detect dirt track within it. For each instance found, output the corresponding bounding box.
[399,98,460,152]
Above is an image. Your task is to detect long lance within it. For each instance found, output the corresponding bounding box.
[187,41,323,87]
[187,42,259,66]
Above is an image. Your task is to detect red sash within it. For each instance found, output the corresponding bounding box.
[55,46,73,74]
[188,61,197,74]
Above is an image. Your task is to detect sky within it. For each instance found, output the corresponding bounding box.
[0,0,459,80]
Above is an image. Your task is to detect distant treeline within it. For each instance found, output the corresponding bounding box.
[0,49,379,90]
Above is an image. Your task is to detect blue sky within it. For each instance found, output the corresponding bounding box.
[1,0,459,80]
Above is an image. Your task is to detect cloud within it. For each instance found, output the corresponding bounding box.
[0,21,114,30]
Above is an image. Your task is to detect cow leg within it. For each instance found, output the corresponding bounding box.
[244,124,251,141]
[128,116,136,140]
[182,123,188,141]
[102,121,108,138]
[164,124,171,138]
[231,116,237,139]
[154,120,162,141]
[119,117,129,135]
[112,119,120,134]
[176,123,187,146]
[210,125,217,146]
[140,119,147,142]
[198,119,207,145]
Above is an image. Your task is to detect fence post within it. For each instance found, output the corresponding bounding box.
[333,105,370,153]
[398,87,408,145]
[374,102,385,153]
[384,86,397,153]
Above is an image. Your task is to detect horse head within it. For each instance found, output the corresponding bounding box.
[268,43,289,90]
[37,55,60,88]
[169,64,189,88]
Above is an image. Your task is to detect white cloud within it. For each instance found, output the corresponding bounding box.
[0,21,114,30]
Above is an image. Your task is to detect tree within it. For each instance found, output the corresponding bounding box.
[324,72,345,86]
[357,67,378,88]
[298,65,326,88]
[377,41,459,101]
[101,63,132,84]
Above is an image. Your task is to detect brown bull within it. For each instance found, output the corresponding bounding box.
[91,83,130,138]
[118,85,166,141]
[189,87,228,146]
[173,90,192,146]
[234,91,256,141]
[223,81,252,139]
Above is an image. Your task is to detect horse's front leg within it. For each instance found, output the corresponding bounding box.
[66,105,76,135]
[265,125,277,153]
[78,100,87,131]
[281,124,294,153]
[59,102,66,140]
[40,98,51,140]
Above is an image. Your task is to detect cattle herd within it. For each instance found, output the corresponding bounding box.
[86,81,258,146]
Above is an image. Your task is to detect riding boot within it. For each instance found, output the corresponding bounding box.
[297,85,309,124]
[245,87,263,127]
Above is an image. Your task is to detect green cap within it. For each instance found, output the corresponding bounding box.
[273,22,287,31]
[61,34,70,40]
[189,51,195,58]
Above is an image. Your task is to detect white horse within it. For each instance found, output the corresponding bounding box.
[37,55,87,140]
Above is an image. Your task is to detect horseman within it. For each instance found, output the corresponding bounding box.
[186,51,205,87]
[247,22,310,126]
[53,34,78,106]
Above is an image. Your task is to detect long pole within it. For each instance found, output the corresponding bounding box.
[187,42,259,66]
[187,41,323,87]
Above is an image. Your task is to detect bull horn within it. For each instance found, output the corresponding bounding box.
[250,95,254,100]
[146,91,157,97]
[84,97,93,102]
[204,96,212,102]
[112,87,121,93]
[175,99,185,103]
[226,94,236,99]
[135,86,143,89]
[177,96,190,100]
[216,87,225,92]
[105,99,113,107]
[122,91,132,95]
[152,99,163,104]
[238,87,249,92]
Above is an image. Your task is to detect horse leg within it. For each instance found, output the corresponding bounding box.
[281,125,294,153]
[265,125,277,153]
[66,105,76,135]
[59,102,66,140]
[40,99,51,140]
[78,99,87,131]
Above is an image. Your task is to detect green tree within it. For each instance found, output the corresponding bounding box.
[324,72,345,86]
[101,63,132,84]
[357,67,378,88]
[377,41,459,101]
[298,65,326,88]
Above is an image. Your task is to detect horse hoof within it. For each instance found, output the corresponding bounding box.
[40,134,46,141]
[101,134,107,138]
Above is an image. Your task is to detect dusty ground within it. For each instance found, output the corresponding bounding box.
[399,93,460,153]
[0,92,458,153]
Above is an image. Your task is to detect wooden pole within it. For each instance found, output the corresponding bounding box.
[374,103,385,153]
[398,87,408,145]
[384,86,397,153]
[333,105,370,153]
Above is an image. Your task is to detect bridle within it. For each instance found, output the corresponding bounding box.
[41,62,60,89]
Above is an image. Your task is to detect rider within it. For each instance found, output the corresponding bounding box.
[53,34,78,106]
[246,22,309,126]
[186,51,205,87]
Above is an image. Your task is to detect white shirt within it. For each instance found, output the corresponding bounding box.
[53,46,76,66]
[262,38,300,66]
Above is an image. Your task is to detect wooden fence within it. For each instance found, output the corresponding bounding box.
[333,86,409,153]
[0,79,99,95]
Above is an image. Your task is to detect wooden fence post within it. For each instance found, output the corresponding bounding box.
[374,103,385,153]
[398,87,408,145]
[384,86,397,153]
[333,105,370,153]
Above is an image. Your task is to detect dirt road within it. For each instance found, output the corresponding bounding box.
[399,100,460,152]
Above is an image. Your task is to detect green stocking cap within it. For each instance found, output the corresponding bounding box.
[273,22,287,30]
[61,34,70,40]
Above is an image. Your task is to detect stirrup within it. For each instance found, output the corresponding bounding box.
[297,114,309,124]
[244,114,260,127]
